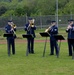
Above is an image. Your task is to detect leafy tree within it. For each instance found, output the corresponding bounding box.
[9,0,12,2]
[0,0,74,16]
[18,0,22,2]
[14,8,24,16]
[0,6,7,16]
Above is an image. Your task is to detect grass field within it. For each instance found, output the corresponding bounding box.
[0,28,74,75]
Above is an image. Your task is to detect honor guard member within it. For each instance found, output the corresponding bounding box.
[5,20,16,56]
[24,18,36,54]
[45,21,59,55]
[66,19,74,56]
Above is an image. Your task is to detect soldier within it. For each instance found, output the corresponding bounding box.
[5,20,16,56]
[45,21,59,55]
[24,18,36,54]
[66,19,74,56]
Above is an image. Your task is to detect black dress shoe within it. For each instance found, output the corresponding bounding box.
[50,54,54,55]
[69,55,72,56]
[31,52,35,54]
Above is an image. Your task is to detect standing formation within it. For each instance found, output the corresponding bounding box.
[4,18,74,58]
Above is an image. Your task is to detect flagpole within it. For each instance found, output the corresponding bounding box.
[56,0,58,26]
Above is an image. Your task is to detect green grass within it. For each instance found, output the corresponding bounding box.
[0,28,74,75]
[0,40,74,75]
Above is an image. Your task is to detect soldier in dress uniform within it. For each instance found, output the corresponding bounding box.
[24,18,36,54]
[5,20,16,56]
[66,19,74,56]
[45,21,59,55]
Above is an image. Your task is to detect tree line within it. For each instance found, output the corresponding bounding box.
[0,0,74,17]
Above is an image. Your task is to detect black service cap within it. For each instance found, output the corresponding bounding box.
[8,20,12,22]
[28,17,33,20]
[68,19,74,22]
[51,20,56,23]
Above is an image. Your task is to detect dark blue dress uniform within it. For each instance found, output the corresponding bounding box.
[48,24,59,55]
[66,20,74,56]
[5,21,16,56]
[24,22,36,53]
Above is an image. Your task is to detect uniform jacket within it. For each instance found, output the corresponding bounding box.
[66,24,74,39]
[5,24,16,39]
[48,25,58,40]
[24,23,36,38]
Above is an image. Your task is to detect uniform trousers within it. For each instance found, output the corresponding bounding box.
[67,39,74,56]
[50,39,59,55]
[27,38,34,53]
[7,38,15,56]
